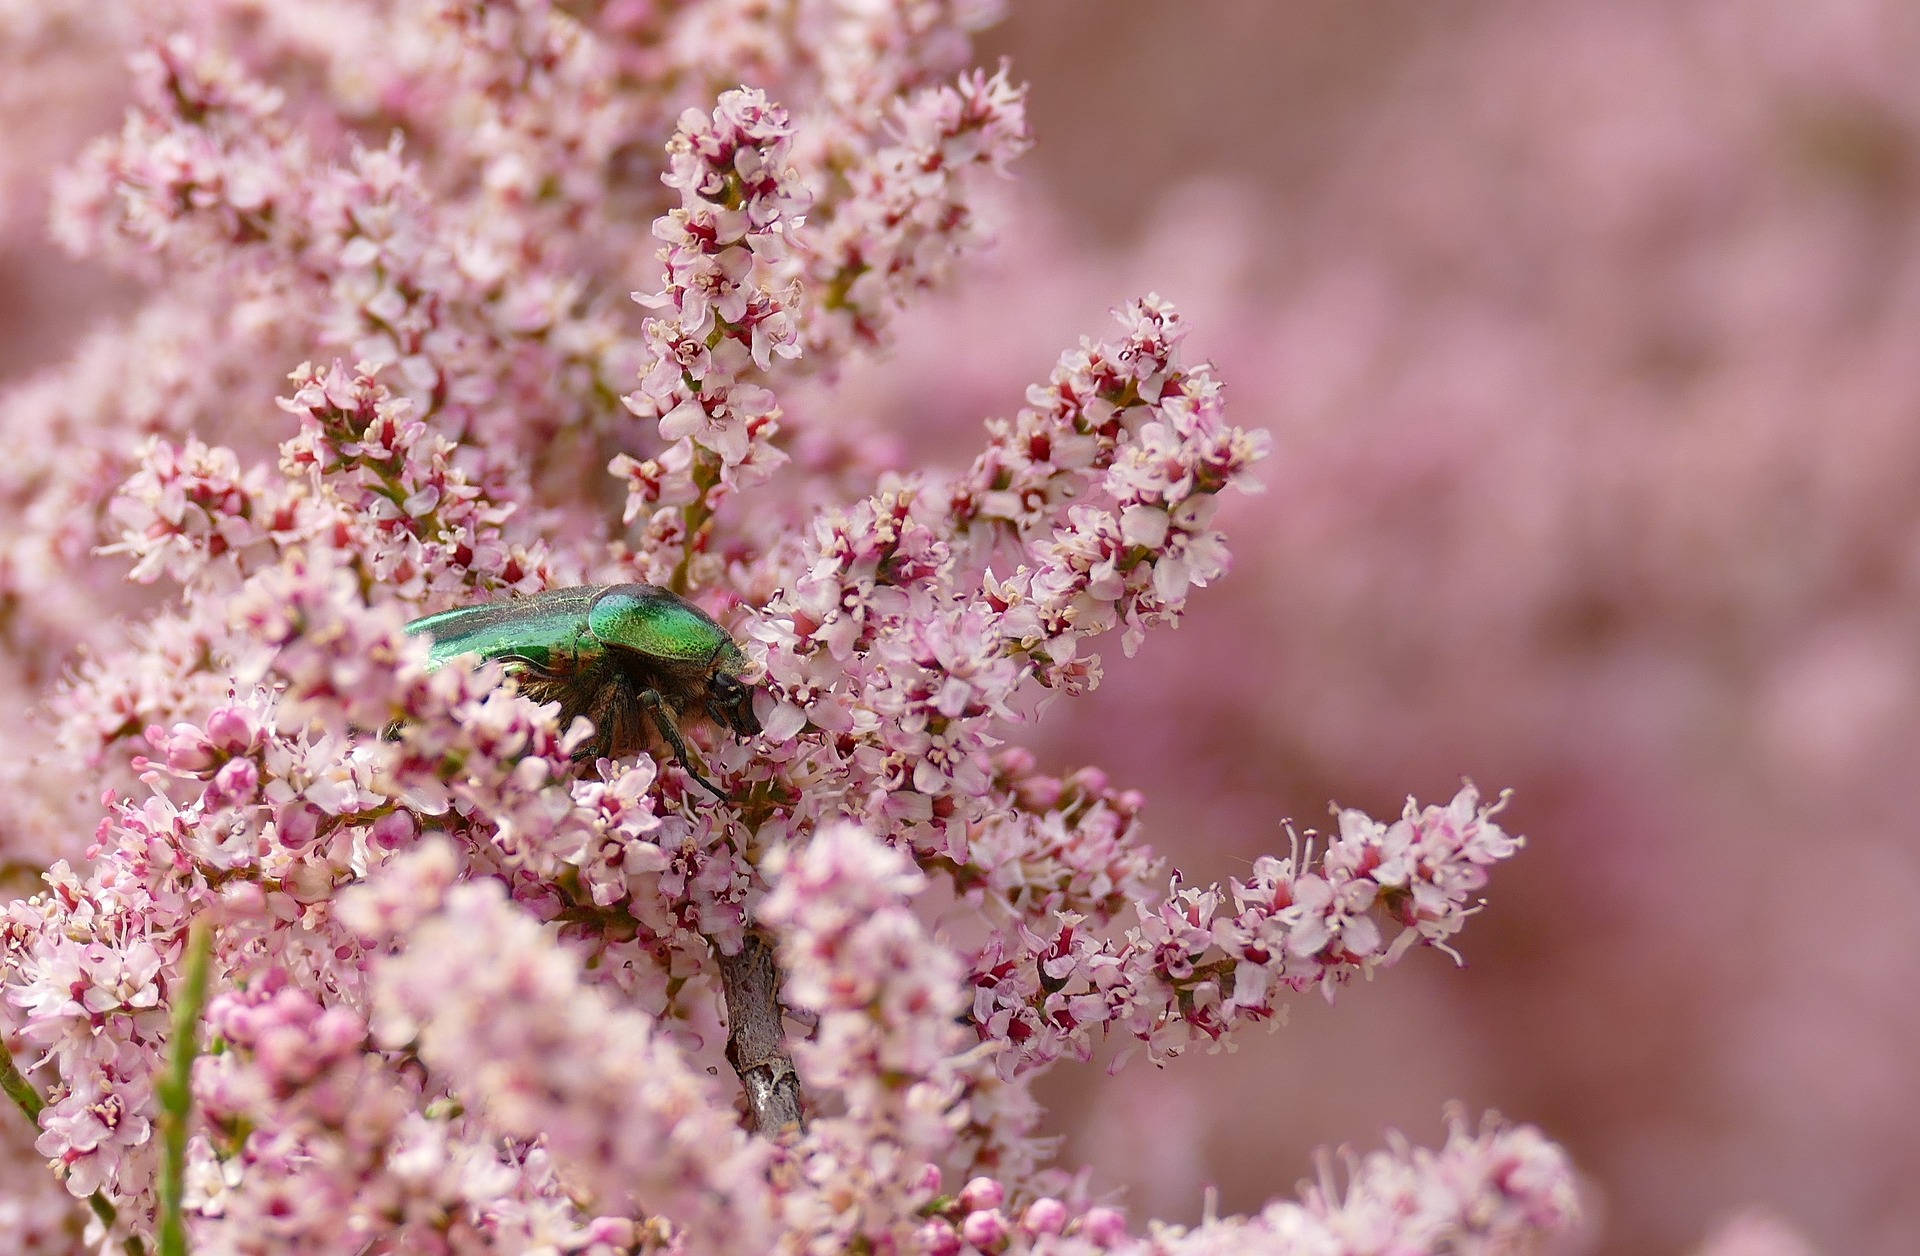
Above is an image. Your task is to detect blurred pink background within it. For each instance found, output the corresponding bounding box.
[7,2,1918,1253]
[823,2,1920,1252]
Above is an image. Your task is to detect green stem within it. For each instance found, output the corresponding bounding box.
[0,1040,45,1122]
[5,1040,146,1254]
[667,452,722,595]
[156,916,214,1256]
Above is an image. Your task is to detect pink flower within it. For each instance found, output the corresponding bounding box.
[34,1076,153,1199]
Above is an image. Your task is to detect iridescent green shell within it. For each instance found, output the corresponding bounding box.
[404,583,737,671]
[587,585,738,666]
[405,585,604,671]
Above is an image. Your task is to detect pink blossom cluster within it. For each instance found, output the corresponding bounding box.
[0,4,1577,1255]
[756,824,1577,1256]
[613,87,811,557]
[734,295,1269,874]
[800,64,1033,357]
[1126,1115,1576,1256]
[969,787,1523,1075]
[187,967,565,1253]
[359,850,774,1254]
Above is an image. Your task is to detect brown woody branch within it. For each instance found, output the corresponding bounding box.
[717,930,804,1134]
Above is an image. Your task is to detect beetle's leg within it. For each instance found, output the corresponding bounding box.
[577,672,641,764]
[567,727,610,764]
[639,687,730,802]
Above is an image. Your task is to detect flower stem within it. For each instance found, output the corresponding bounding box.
[156,916,214,1256]
[0,1041,44,1122]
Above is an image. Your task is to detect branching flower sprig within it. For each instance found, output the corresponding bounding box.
[0,6,1578,1255]
[613,88,812,590]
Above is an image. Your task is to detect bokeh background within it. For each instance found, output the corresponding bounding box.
[826,3,1920,1253]
[5,2,1917,1253]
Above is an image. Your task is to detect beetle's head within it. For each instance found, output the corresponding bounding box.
[707,645,762,738]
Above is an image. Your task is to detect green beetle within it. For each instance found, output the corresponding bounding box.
[405,583,761,801]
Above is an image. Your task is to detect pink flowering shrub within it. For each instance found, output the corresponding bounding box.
[811,5,1910,1252]
[0,4,1578,1254]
